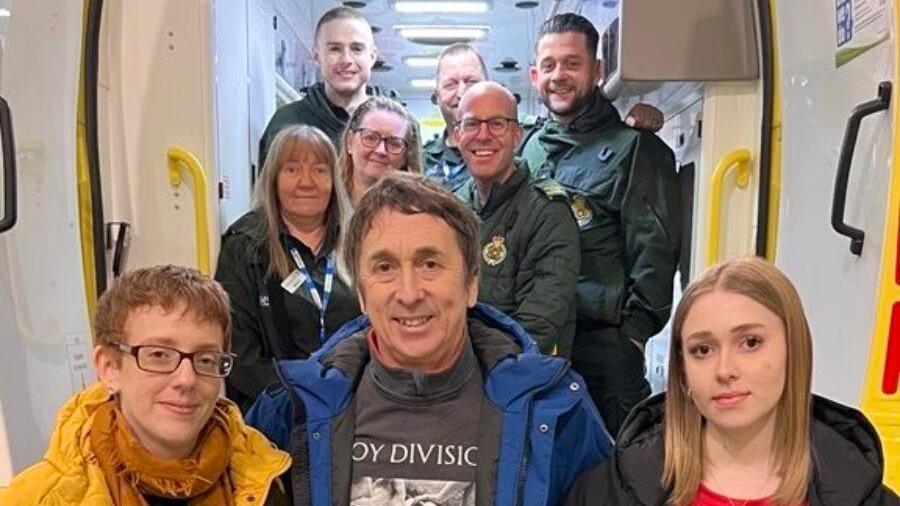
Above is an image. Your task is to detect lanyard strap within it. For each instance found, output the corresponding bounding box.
[289,248,335,343]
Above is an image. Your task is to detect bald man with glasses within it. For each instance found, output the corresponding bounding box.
[453,81,579,356]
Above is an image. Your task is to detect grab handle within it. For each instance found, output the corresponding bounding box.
[706,148,751,266]
[167,147,210,274]
[831,81,891,256]
[0,96,17,233]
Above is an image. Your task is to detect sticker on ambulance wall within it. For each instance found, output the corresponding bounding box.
[835,0,890,67]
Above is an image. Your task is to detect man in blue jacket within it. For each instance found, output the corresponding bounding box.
[247,172,611,505]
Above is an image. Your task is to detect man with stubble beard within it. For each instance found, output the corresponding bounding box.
[425,43,664,193]
[520,13,681,438]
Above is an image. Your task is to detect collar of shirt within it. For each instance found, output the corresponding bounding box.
[367,335,479,405]
[473,162,529,217]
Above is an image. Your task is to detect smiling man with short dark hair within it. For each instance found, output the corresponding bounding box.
[248,172,611,506]
[520,13,681,438]
[258,6,380,167]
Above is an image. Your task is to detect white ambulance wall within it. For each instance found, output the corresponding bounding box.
[694,81,763,271]
[214,0,252,231]
[774,0,894,405]
[0,397,11,484]
[99,0,219,274]
[272,0,315,93]
[248,0,277,178]
[0,0,93,477]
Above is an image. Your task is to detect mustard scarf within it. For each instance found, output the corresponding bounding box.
[90,400,235,506]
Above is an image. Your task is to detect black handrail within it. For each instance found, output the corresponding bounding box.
[107,222,130,278]
[830,81,891,256]
[0,95,17,233]
[85,0,107,293]
[754,0,773,258]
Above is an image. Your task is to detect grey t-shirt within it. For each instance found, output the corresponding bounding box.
[350,340,484,506]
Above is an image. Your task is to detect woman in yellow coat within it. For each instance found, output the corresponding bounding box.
[0,265,290,505]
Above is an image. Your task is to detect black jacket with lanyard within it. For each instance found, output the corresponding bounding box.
[563,393,900,505]
[215,210,361,412]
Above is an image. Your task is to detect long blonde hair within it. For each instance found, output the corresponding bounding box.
[253,125,352,283]
[662,257,812,505]
[337,96,423,200]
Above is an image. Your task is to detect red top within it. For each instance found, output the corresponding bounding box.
[691,483,808,506]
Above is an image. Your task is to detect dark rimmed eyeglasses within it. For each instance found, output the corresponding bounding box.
[354,127,408,155]
[110,342,235,378]
[455,117,519,137]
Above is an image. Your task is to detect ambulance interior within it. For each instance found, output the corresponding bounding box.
[0,0,897,489]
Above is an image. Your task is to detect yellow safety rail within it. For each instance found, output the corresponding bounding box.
[166,147,211,275]
[706,148,752,266]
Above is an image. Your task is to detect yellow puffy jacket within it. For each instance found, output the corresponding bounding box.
[0,383,290,505]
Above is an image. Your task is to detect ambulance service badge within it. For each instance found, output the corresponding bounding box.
[482,235,507,266]
[571,196,593,227]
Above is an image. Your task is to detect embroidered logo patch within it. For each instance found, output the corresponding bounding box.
[571,196,593,227]
[482,235,507,266]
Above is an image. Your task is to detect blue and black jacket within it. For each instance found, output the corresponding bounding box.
[247,303,613,506]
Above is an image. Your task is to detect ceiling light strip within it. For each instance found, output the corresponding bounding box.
[394,2,490,14]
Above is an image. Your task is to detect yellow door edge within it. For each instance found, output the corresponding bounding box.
[77,0,98,332]
[765,0,782,262]
[859,1,900,491]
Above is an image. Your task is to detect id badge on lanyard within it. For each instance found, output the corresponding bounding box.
[287,248,334,343]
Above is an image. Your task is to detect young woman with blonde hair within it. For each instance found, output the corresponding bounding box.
[564,257,898,505]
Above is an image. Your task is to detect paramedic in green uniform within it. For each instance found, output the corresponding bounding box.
[520,13,681,437]
[424,43,663,193]
[454,81,579,355]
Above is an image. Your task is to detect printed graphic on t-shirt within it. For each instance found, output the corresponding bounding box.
[353,441,479,467]
[351,348,486,505]
[351,438,479,505]
[350,477,475,506]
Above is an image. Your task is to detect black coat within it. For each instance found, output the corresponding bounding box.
[563,393,899,506]
[257,83,386,169]
[214,210,361,412]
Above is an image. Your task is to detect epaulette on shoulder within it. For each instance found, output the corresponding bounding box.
[533,177,569,201]
[520,114,542,128]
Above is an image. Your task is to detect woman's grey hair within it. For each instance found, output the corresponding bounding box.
[253,125,352,284]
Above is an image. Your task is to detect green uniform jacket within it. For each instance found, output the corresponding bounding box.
[257,84,385,169]
[457,163,580,355]
[423,130,471,192]
[519,90,680,356]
